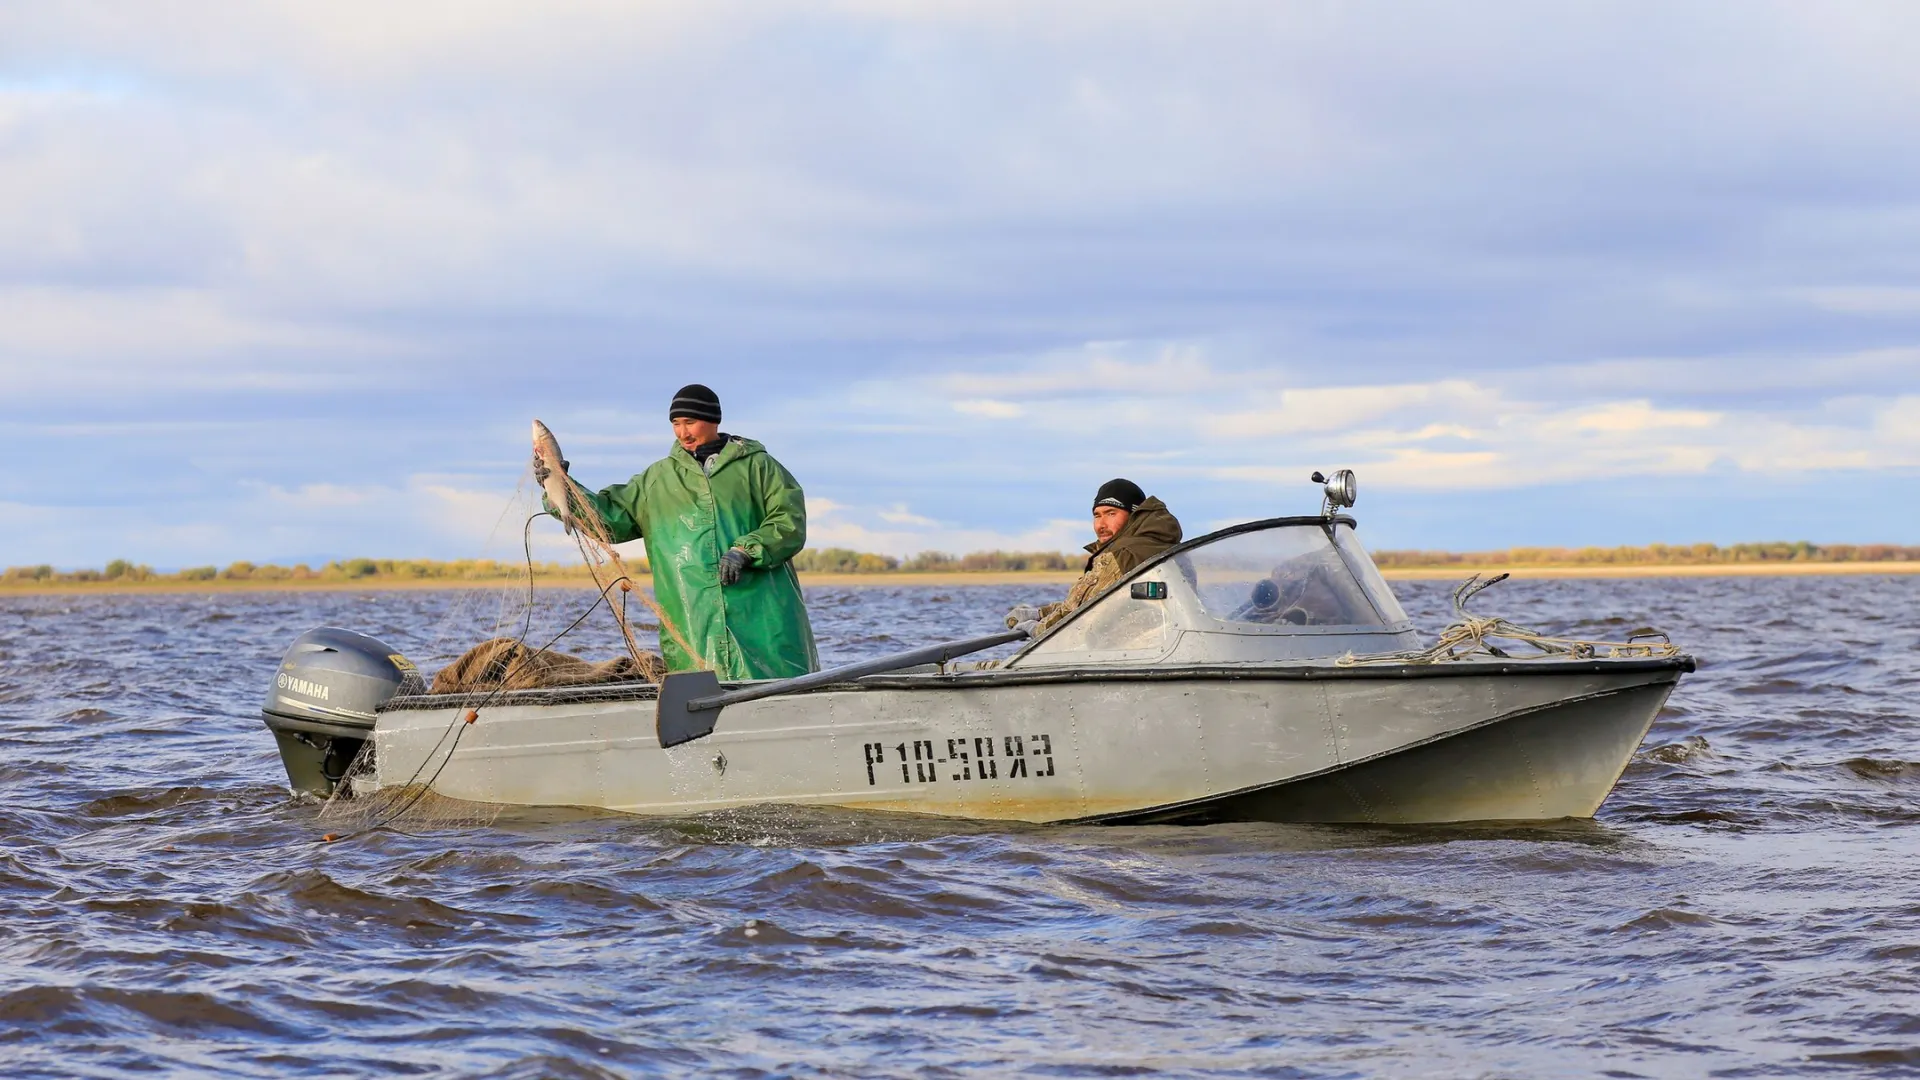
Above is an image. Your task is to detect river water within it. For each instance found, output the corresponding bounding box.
[1,575,1916,1078]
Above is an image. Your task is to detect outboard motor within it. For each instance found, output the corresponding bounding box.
[261,627,422,798]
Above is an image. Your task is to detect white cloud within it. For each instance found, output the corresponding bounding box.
[0,288,413,393]
[1572,401,1720,433]
[877,503,940,527]
[0,473,586,570]
[952,398,1024,419]
[1876,396,1920,445]
[1213,381,1497,439]
[807,498,1085,557]
[795,342,1920,497]
[1793,287,1920,314]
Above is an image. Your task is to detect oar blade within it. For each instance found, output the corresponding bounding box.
[656,670,724,748]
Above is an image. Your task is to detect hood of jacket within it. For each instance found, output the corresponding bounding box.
[1083,496,1182,574]
[670,435,765,475]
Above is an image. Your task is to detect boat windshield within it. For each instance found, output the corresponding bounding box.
[1173,523,1406,628]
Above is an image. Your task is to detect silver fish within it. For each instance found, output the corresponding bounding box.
[531,419,581,534]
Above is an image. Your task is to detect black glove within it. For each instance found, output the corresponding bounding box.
[719,548,752,586]
[532,453,569,486]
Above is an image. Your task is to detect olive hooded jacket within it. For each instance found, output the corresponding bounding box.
[1081,496,1182,576]
[1034,497,1183,632]
[557,437,820,680]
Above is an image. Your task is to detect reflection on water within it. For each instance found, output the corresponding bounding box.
[1,575,1918,1076]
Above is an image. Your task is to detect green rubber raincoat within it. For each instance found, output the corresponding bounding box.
[556,437,819,680]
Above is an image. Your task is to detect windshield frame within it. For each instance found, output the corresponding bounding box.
[1003,515,1412,664]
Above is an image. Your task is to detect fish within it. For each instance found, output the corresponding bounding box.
[531,419,582,535]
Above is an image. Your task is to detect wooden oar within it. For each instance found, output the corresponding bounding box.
[654,628,1029,748]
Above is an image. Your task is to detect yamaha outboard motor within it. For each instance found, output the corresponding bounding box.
[261,627,422,798]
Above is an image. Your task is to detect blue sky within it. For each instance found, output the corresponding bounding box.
[3,2,1918,568]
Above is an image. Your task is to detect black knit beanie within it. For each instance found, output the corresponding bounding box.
[1093,478,1146,512]
[668,384,723,423]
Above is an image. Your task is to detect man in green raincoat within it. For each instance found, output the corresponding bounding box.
[536,384,819,680]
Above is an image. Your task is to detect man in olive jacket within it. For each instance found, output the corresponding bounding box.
[1006,478,1183,635]
[537,384,819,680]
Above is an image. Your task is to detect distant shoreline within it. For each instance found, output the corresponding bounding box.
[3,561,1916,597]
[1378,561,1920,581]
[0,571,1082,596]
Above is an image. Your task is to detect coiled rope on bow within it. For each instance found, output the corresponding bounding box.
[1337,573,1681,666]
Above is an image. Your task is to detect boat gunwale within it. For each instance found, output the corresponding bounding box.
[378,654,1695,714]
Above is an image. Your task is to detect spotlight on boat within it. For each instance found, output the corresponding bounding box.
[1311,469,1357,514]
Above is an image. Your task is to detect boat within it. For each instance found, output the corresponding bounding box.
[260,479,1693,825]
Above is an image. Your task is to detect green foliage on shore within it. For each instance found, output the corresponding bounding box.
[0,557,608,587]
[790,548,1077,573]
[1369,541,1920,568]
[2,548,1080,587]
[7,541,1917,589]
[901,550,1078,572]
[790,548,901,573]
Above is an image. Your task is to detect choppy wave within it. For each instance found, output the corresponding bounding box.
[1,575,1917,1076]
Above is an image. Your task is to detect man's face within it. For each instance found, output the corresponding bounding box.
[1092,505,1132,544]
[673,417,720,452]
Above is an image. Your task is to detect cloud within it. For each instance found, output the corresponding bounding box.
[1572,401,1720,434]
[1793,287,1920,314]
[791,343,1920,498]
[0,288,414,394]
[1212,382,1498,439]
[0,473,575,570]
[807,498,1089,557]
[952,398,1023,419]
[3,2,1920,560]
[1876,396,1920,446]
[876,503,940,527]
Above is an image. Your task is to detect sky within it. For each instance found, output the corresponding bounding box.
[3,1,1919,568]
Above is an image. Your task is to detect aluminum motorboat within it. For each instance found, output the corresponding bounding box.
[261,493,1693,825]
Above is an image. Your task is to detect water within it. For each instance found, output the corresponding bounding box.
[2,576,1917,1077]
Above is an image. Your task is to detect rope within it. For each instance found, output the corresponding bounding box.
[1336,573,1681,667]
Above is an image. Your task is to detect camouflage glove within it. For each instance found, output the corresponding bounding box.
[719,547,752,586]
[1004,603,1041,630]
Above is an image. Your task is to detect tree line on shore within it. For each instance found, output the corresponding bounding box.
[4,541,1917,587]
[0,557,586,585]
[1368,541,1920,567]
[0,548,1080,586]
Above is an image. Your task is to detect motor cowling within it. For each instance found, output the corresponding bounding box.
[261,626,422,798]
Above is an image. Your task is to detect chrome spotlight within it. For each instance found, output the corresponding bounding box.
[1310,469,1357,515]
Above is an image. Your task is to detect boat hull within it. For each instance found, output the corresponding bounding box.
[370,658,1685,825]
[1108,679,1671,824]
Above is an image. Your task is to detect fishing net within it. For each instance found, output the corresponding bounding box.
[428,637,664,693]
[317,773,505,833]
[316,444,703,841]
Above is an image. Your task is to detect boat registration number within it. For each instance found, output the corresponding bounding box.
[862,735,1057,786]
